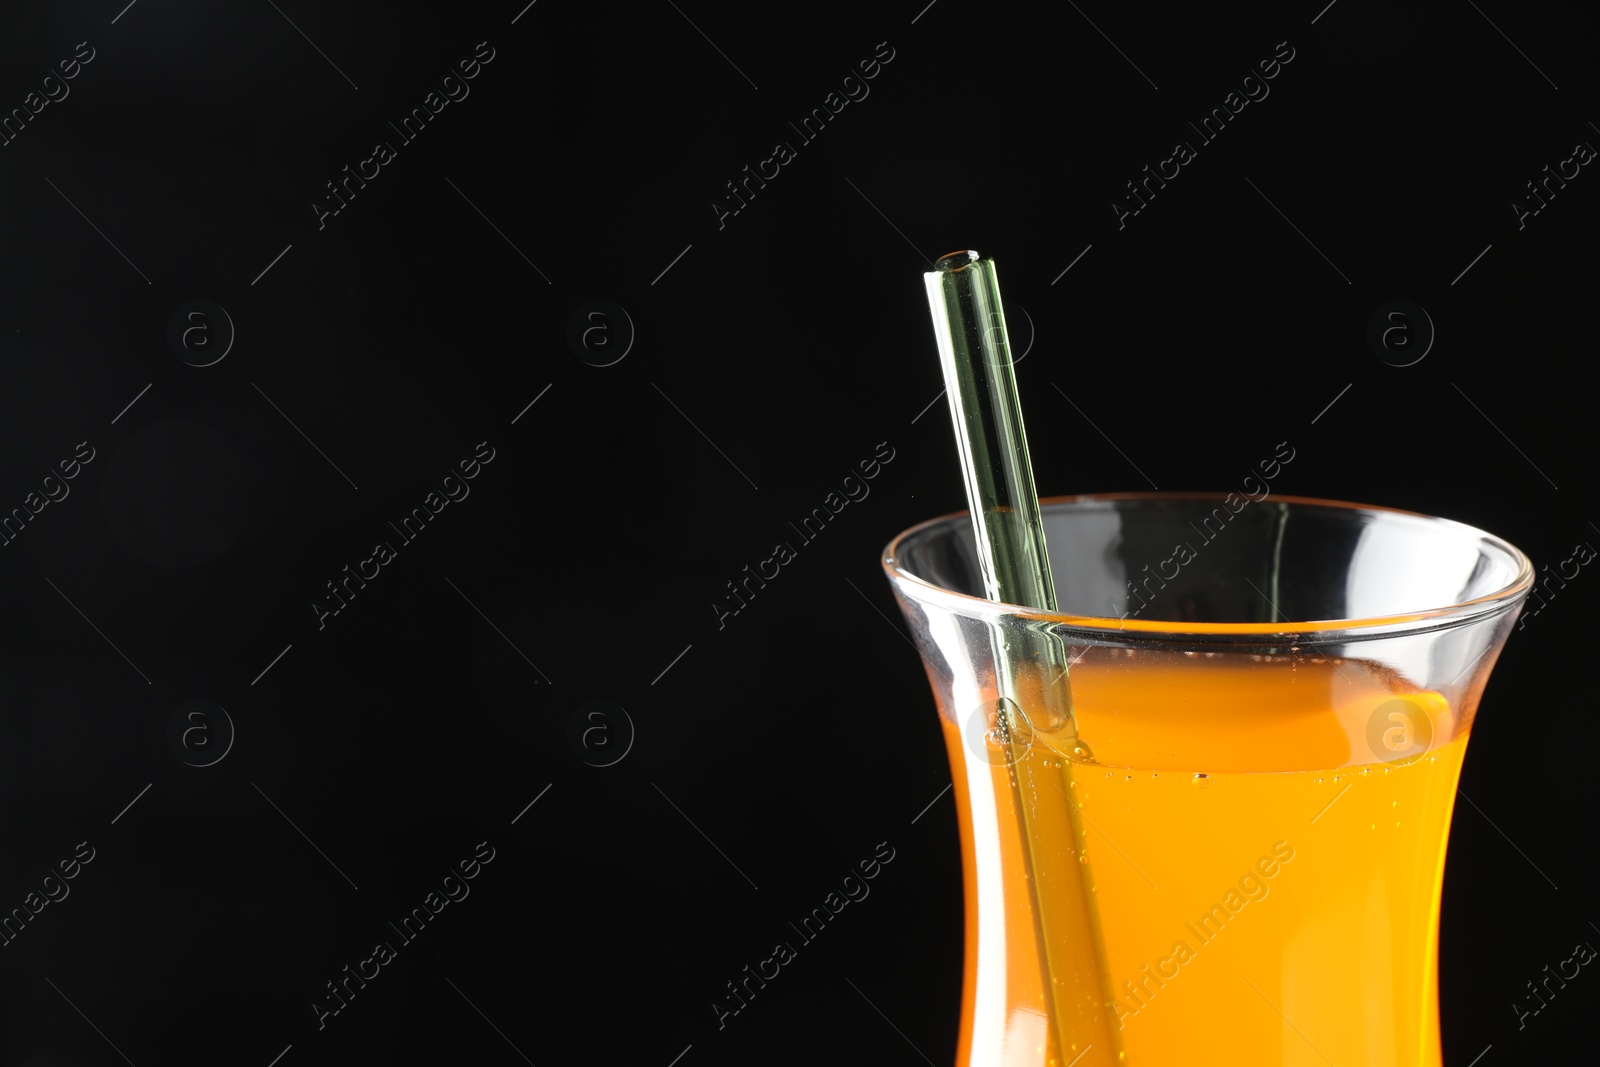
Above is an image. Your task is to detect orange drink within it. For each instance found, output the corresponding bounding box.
[942,653,1466,1065]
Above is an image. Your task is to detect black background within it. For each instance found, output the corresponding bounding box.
[1,1,1595,1064]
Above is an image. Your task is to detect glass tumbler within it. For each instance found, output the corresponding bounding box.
[882,492,1532,1066]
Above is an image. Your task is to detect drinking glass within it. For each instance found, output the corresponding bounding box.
[882,492,1532,1066]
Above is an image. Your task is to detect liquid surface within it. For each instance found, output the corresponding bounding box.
[946,654,1464,1066]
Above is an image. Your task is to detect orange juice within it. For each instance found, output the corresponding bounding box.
[941,652,1465,1066]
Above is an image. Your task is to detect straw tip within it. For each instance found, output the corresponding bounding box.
[933,250,982,273]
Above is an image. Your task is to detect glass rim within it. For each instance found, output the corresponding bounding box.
[881,491,1535,640]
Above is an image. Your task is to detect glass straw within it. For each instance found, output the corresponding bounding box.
[924,250,1117,1065]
